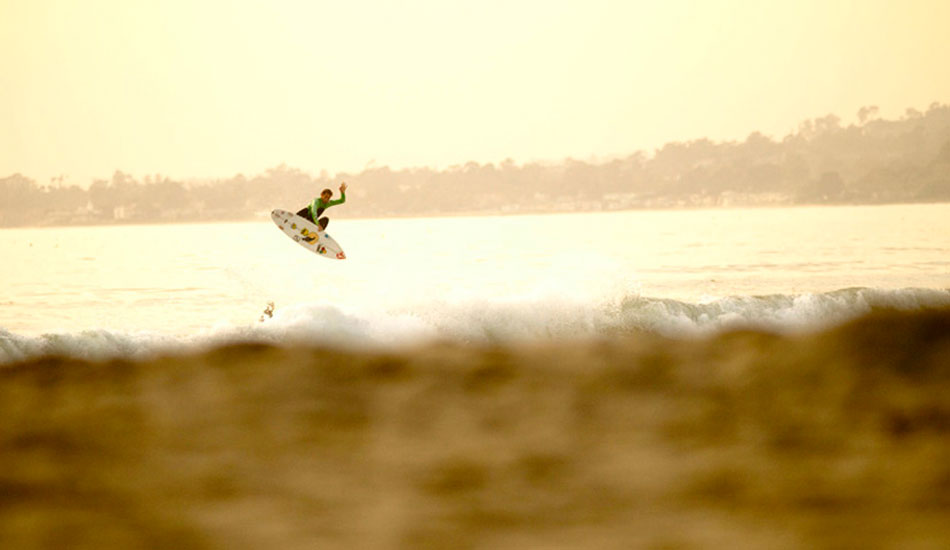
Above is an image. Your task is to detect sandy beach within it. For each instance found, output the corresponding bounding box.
[2,307,948,549]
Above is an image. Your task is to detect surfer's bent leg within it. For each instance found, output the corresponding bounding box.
[315,207,328,229]
[296,207,314,223]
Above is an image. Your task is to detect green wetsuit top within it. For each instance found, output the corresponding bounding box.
[309,192,345,222]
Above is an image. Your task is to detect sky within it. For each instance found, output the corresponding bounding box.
[2,0,950,186]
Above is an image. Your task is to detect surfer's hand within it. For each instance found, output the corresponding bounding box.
[339,182,347,193]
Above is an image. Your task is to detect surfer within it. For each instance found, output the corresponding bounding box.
[297,182,347,230]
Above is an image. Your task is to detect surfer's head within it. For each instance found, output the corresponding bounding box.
[321,189,333,201]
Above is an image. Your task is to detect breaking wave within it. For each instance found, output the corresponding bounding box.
[2,287,949,364]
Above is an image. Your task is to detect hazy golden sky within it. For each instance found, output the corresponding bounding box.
[2,0,949,185]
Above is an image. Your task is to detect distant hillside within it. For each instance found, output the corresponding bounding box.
[2,103,949,227]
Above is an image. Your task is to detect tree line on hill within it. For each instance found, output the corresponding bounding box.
[2,103,949,227]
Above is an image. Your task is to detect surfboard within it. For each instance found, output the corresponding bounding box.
[271,209,347,260]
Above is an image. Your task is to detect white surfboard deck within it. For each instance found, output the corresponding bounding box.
[271,209,347,260]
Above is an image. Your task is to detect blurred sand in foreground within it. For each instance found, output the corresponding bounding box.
[1,309,949,549]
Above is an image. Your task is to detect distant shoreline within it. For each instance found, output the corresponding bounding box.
[5,103,950,229]
[3,199,949,230]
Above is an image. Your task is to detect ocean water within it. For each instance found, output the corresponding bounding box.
[2,203,950,362]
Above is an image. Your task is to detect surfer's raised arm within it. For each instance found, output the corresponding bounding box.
[330,182,346,206]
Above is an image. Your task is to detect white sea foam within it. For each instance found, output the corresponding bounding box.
[2,287,948,364]
[616,287,950,336]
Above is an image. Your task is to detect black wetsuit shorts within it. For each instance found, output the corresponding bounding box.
[296,207,329,228]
